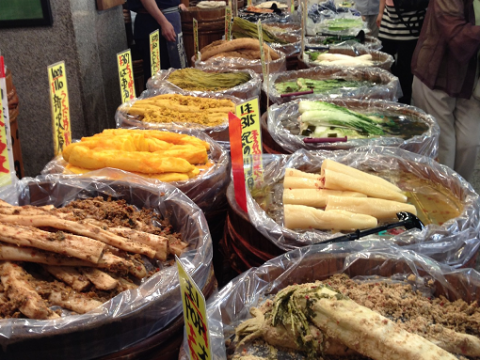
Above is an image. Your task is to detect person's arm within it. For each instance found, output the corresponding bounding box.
[434,0,480,64]
[376,0,386,28]
[140,0,176,42]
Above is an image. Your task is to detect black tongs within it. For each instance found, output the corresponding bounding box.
[324,212,424,245]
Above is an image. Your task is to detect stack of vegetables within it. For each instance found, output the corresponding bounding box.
[274,77,373,96]
[232,17,289,44]
[283,160,417,231]
[126,94,235,128]
[62,129,212,182]
[166,68,252,92]
[305,50,375,66]
[298,100,391,138]
[200,38,280,61]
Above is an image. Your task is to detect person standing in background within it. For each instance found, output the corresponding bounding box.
[131,0,188,87]
[411,0,480,182]
[376,0,427,104]
[355,0,380,37]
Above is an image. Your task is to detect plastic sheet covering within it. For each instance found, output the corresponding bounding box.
[306,34,383,50]
[267,98,439,157]
[146,68,262,101]
[265,67,402,104]
[178,241,480,360]
[194,50,287,77]
[41,128,230,219]
[0,173,212,360]
[302,47,394,71]
[115,88,243,141]
[244,148,480,267]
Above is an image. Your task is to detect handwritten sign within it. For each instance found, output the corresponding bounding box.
[149,29,161,76]
[0,57,14,186]
[235,98,264,191]
[47,61,72,157]
[229,112,247,212]
[117,49,135,104]
[225,5,232,41]
[193,18,200,61]
[176,256,212,360]
[301,0,307,56]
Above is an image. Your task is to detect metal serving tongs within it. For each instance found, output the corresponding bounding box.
[324,212,425,245]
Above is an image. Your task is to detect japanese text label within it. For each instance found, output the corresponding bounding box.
[47,61,72,157]
[117,49,136,104]
[193,18,200,60]
[176,256,212,360]
[150,30,161,76]
[235,98,264,191]
[0,57,14,186]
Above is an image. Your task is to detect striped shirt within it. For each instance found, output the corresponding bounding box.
[379,5,426,41]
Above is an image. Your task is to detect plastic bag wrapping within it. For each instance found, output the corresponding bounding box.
[194,50,287,77]
[267,98,439,157]
[306,34,382,50]
[41,127,230,220]
[179,241,480,360]
[145,68,262,101]
[302,47,394,71]
[0,173,213,360]
[243,148,480,267]
[264,67,402,104]
[265,32,301,57]
[115,88,243,141]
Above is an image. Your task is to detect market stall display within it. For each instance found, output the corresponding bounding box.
[306,34,382,50]
[195,38,287,76]
[264,98,438,157]
[222,148,480,272]
[0,175,213,360]
[146,68,262,101]
[116,92,241,141]
[301,48,394,71]
[183,243,480,360]
[264,67,402,105]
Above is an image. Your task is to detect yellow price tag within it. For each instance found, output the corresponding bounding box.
[225,5,232,41]
[149,29,161,76]
[0,57,14,186]
[47,61,72,157]
[193,18,200,61]
[235,97,264,191]
[247,0,253,7]
[176,256,212,360]
[117,49,136,104]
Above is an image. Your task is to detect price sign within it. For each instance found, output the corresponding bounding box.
[176,256,212,360]
[117,49,135,104]
[235,98,264,192]
[47,61,72,157]
[301,0,307,56]
[193,18,200,60]
[149,29,161,76]
[225,5,232,41]
[257,20,268,81]
[0,57,14,186]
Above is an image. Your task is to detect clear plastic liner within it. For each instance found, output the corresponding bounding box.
[41,127,230,219]
[115,88,243,141]
[179,241,480,360]
[268,33,301,57]
[146,68,262,101]
[244,148,480,267]
[265,67,402,104]
[302,47,394,71]
[267,98,439,158]
[194,50,287,77]
[0,173,213,360]
[306,35,383,50]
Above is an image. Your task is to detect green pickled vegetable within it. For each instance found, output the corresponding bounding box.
[232,17,289,44]
[275,78,370,95]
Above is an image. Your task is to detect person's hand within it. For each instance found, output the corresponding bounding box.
[376,13,383,28]
[160,19,176,42]
[179,4,188,11]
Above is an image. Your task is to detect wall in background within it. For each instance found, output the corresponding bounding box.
[0,0,127,176]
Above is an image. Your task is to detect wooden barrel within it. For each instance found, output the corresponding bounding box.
[182,7,226,67]
[96,266,217,360]
[221,182,285,276]
[6,69,24,179]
